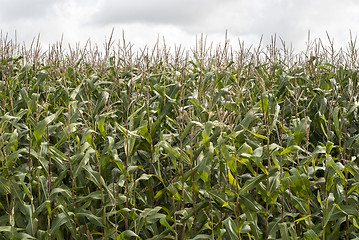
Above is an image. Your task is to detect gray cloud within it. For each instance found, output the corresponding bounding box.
[89,0,234,27]
[1,0,359,53]
[0,0,54,21]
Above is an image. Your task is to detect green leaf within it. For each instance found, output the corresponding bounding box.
[33,200,51,218]
[241,125,268,140]
[223,217,239,240]
[238,194,264,212]
[259,92,269,113]
[241,206,261,239]
[73,146,96,178]
[353,217,359,229]
[281,145,304,155]
[241,108,259,129]
[228,170,240,189]
[98,115,106,137]
[221,143,236,174]
[189,234,211,240]
[198,142,214,185]
[332,106,340,138]
[49,188,72,202]
[347,182,359,196]
[33,107,63,143]
[14,232,36,240]
[70,80,83,100]
[325,141,334,154]
[181,121,204,140]
[278,222,290,240]
[82,165,102,188]
[238,174,266,194]
[312,145,326,160]
[294,215,311,224]
[75,209,105,227]
[282,168,311,200]
[167,184,181,201]
[117,230,141,240]
[202,122,215,147]
[160,216,175,233]
[159,141,181,159]
[347,162,359,181]
[138,121,152,144]
[267,172,280,202]
[303,229,320,240]
[93,91,109,116]
[323,203,336,228]
[347,101,359,116]
[293,117,311,145]
[50,212,72,235]
[5,129,18,154]
[0,176,10,194]
[6,148,27,169]
[269,103,280,133]
[327,158,345,180]
[0,226,12,232]
[251,146,267,174]
[335,204,359,217]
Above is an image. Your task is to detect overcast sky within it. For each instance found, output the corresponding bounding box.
[1,0,359,54]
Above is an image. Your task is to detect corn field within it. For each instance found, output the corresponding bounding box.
[1,34,359,239]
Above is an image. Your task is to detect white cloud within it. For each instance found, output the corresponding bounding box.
[0,0,53,21]
[89,0,229,27]
[1,0,359,54]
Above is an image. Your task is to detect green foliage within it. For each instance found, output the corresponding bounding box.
[1,35,359,239]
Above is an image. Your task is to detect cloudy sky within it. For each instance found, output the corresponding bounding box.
[1,0,359,53]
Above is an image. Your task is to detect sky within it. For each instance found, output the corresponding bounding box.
[1,0,359,54]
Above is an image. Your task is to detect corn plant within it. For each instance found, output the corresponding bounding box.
[0,33,359,239]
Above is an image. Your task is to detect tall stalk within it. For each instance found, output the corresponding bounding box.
[304,110,311,229]
[261,92,271,238]
[124,89,130,230]
[280,101,285,223]
[145,72,155,207]
[67,103,76,208]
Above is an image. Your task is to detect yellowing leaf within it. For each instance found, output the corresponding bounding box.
[228,170,240,189]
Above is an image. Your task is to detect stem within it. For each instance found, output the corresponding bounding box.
[145,73,154,206]
[280,101,285,223]
[190,144,197,235]
[304,110,311,229]
[260,90,271,238]
[67,104,76,204]
[65,102,77,237]
[125,110,129,230]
